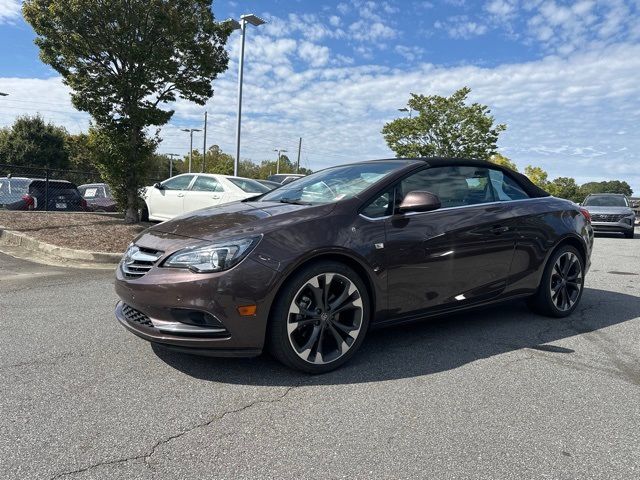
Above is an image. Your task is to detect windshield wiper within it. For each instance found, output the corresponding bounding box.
[279,198,312,205]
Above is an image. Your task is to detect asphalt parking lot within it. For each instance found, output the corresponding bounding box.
[1,231,639,479]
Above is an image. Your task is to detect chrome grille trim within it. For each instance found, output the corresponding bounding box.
[121,245,163,279]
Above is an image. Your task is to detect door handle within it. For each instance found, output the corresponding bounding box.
[211,195,221,199]
[491,225,510,234]
[177,193,185,198]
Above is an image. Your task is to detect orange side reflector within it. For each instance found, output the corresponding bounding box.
[237,305,257,316]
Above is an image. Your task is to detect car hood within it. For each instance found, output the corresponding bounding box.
[583,206,633,215]
[148,200,337,242]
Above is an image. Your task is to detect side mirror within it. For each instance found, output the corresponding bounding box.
[153,182,164,190]
[398,191,441,213]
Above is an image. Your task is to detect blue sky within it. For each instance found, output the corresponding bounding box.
[1,0,639,191]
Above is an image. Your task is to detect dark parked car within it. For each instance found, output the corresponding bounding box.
[115,158,593,373]
[581,193,635,238]
[78,183,118,212]
[267,173,305,184]
[255,179,282,190]
[0,177,87,211]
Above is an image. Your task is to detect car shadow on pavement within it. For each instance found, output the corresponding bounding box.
[152,287,640,386]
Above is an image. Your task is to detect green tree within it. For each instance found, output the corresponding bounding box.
[489,153,518,172]
[579,180,633,199]
[547,177,581,202]
[65,132,97,172]
[23,0,231,222]
[382,87,506,160]
[0,115,69,169]
[524,165,549,189]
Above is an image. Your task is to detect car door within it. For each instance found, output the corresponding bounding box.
[384,165,520,317]
[147,174,195,220]
[183,175,227,214]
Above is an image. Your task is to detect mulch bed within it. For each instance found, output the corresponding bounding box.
[0,212,152,253]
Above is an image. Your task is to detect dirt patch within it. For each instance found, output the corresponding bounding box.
[0,212,152,253]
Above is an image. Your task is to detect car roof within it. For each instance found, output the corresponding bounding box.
[585,193,625,196]
[361,157,550,198]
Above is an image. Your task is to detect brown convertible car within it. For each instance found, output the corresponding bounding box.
[115,158,594,373]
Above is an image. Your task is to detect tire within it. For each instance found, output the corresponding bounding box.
[624,230,634,239]
[527,245,585,318]
[267,261,371,374]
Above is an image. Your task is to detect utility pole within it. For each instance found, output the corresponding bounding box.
[167,153,179,178]
[202,111,207,173]
[273,148,287,175]
[296,137,302,173]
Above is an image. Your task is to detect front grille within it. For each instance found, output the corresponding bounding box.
[121,303,154,328]
[591,213,626,223]
[121,246,163,279]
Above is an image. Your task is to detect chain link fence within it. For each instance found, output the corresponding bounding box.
[0,163,161,213]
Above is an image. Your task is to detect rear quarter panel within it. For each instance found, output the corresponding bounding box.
[504,197,593,297]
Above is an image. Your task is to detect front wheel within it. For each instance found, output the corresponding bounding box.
[267,262,370,374]
[624,230,635,239]
[527,245,585,318]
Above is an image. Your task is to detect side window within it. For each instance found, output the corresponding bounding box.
[191,176,224,192]
[488,169,530,201]
[399,166,495,209]
[361,190,394,218]
[162,175,194,190]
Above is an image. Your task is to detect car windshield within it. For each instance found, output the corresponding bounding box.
[227,177,271,194]
[259,162,404,204]
[583,196,628,207]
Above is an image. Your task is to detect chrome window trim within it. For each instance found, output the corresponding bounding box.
[359,196,546,222]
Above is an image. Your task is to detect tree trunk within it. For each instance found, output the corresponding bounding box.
[124,188,138,224]
[123,122,142,224]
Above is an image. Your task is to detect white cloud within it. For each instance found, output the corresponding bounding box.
[298,41,330,67]
[348,20,397,42]
[485,0,518,19]
[435,16,489,39]
[0,0,21,24]
[395,45,425,62]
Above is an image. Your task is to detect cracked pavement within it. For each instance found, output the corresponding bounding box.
[1,232,639,479]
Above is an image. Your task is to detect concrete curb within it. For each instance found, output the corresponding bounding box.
[0,227,122,265]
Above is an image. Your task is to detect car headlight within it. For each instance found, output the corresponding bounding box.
[164,236,261,273]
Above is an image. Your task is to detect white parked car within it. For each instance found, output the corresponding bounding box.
[141,173,270,221]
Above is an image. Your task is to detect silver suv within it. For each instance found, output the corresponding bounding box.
[581,194,636,238]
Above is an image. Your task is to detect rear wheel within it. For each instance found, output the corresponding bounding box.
[268,261,370,373]
[527,245,584,318]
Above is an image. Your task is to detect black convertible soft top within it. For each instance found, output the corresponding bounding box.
[414,157,551,199]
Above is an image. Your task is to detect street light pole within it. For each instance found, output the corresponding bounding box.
[274,149,287,174]
[227,14,266,177]
[181,128,201,173]
[167,153,179,178]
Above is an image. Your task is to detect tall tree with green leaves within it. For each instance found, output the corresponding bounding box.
[382,87,506,160]
[547,177,581,202]
[23,0,231,222]
[579,180,633,198]
[0,115,69,169]
[524,165,549,189]
[489,153,519,172]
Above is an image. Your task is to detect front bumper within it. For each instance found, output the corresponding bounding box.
[591,220,634,233]
[114,253,282,356]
